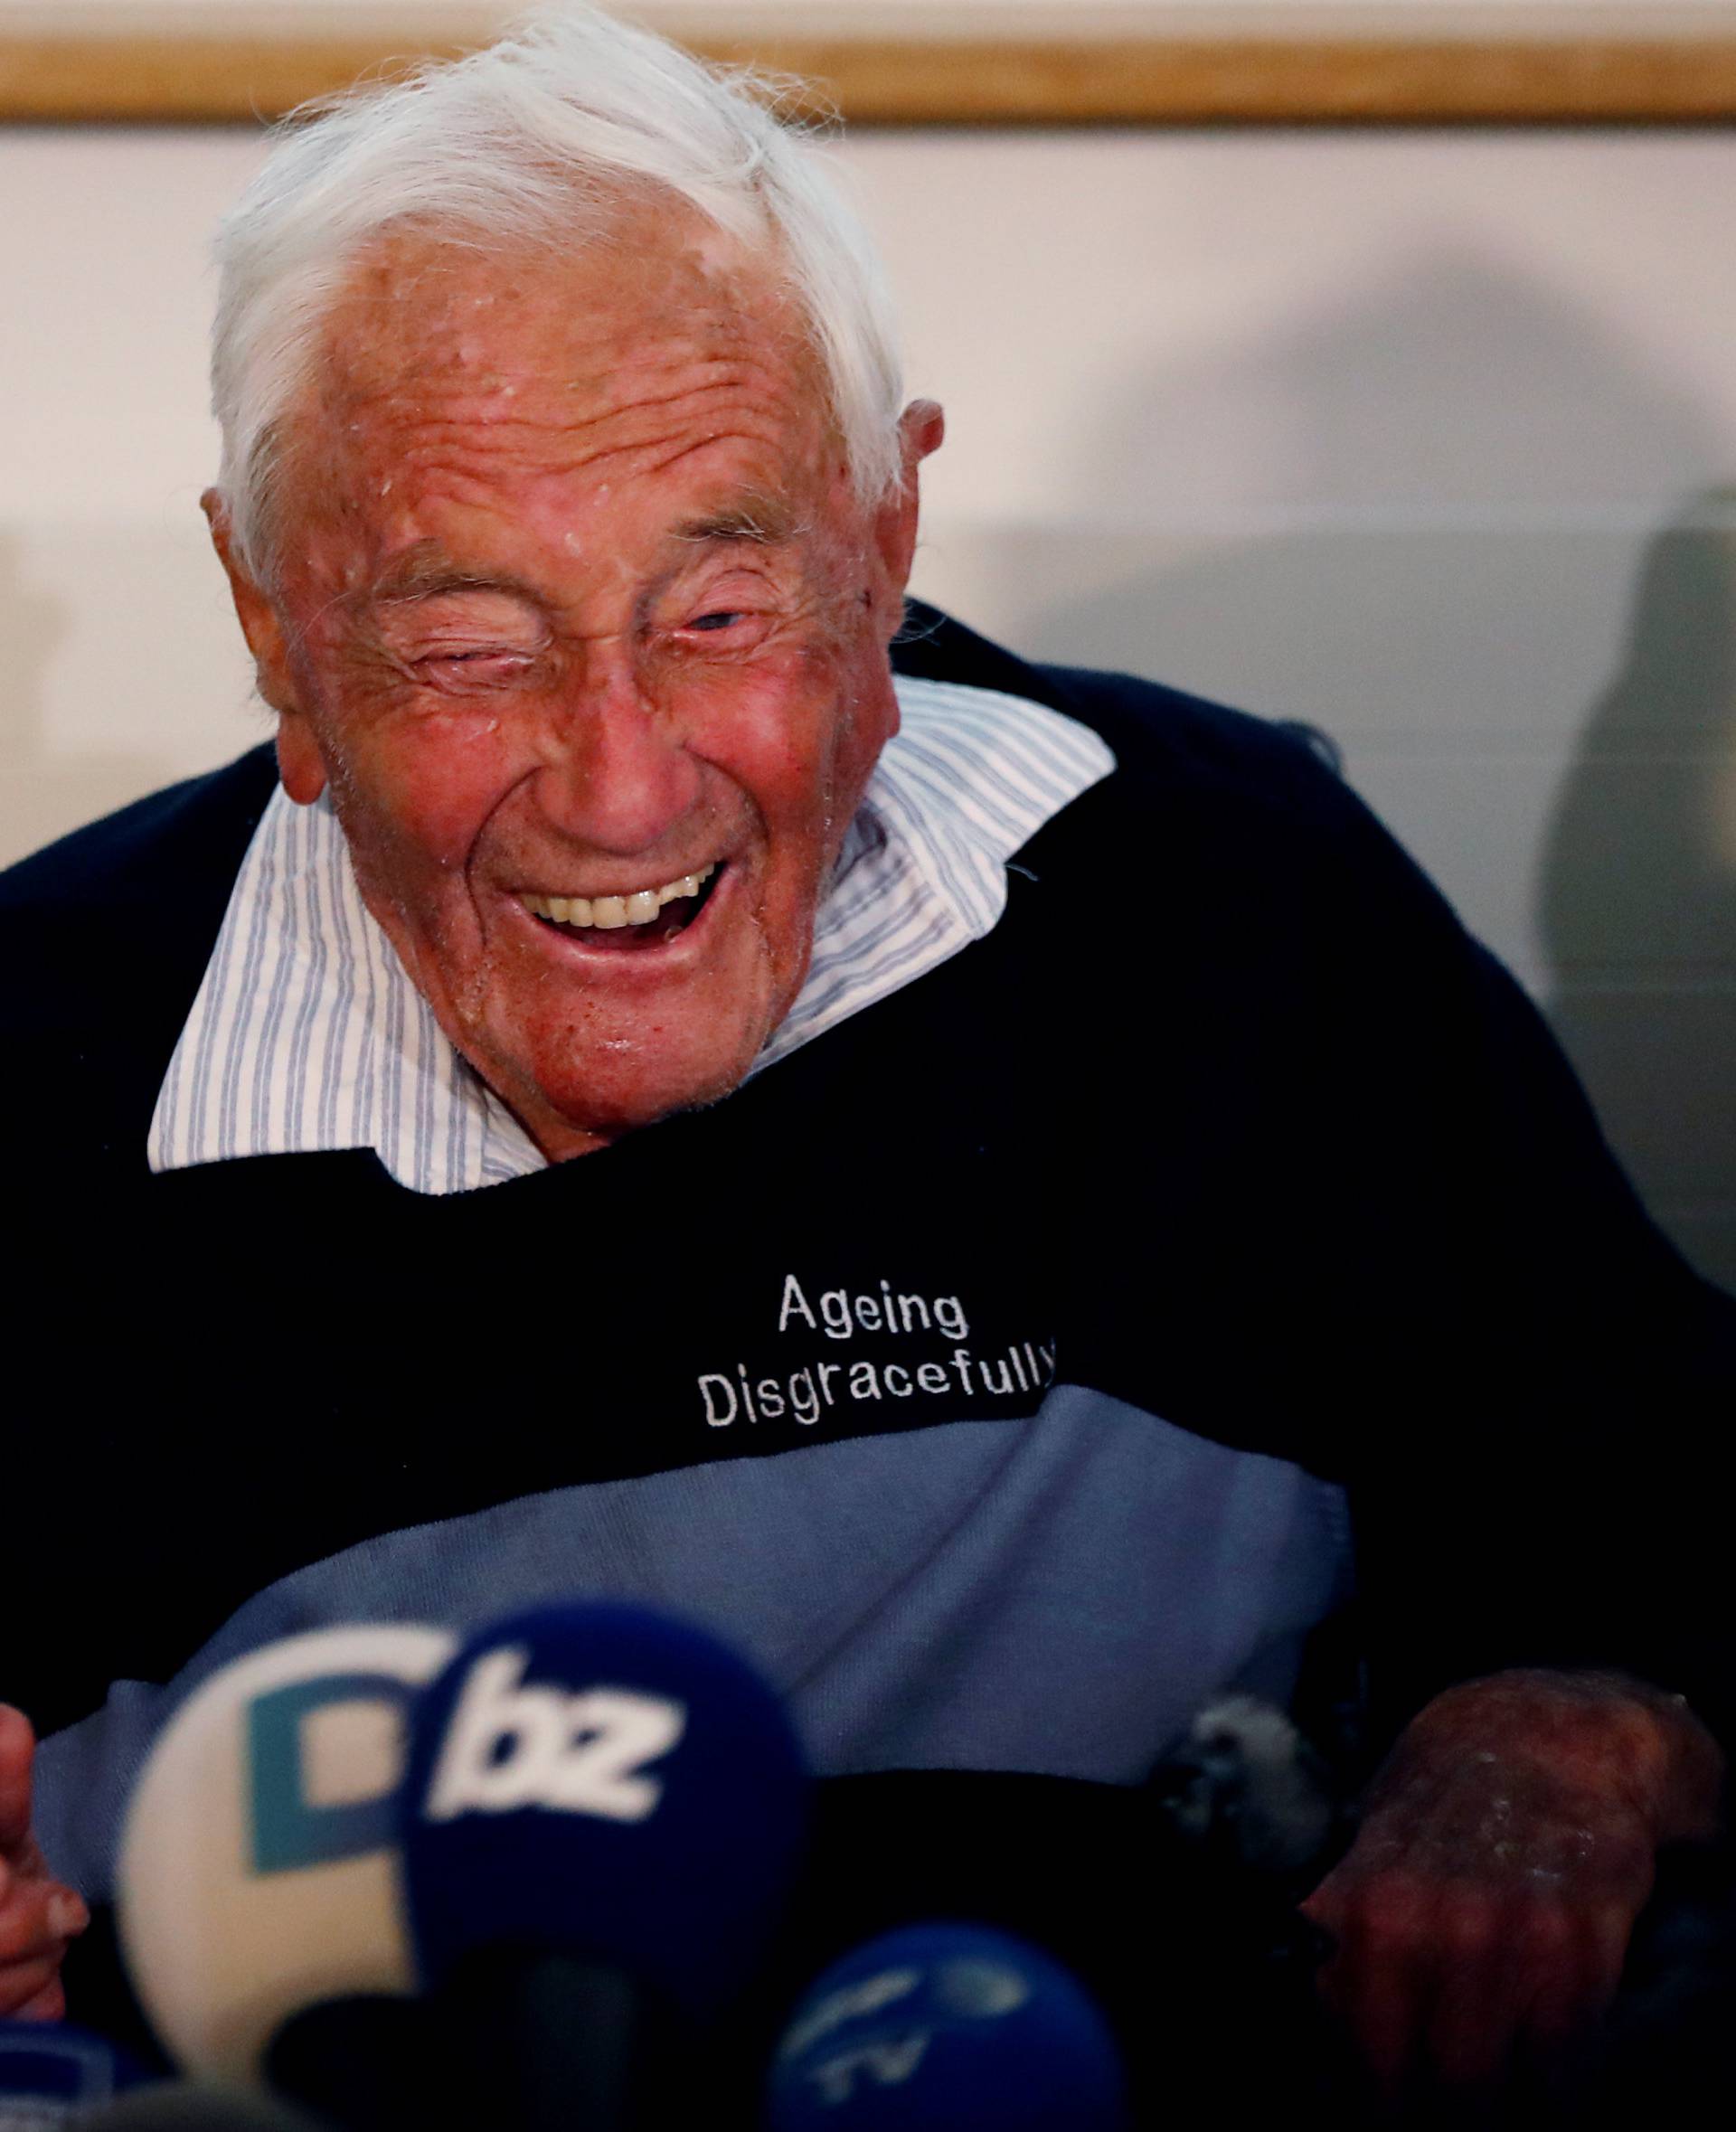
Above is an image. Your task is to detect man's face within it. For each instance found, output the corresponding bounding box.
[215,212,937,1159]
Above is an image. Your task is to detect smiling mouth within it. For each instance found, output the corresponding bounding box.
[520,863,722,951]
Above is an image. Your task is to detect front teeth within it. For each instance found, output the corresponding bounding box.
[524,864,715,931]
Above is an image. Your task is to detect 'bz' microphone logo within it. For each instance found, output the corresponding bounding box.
[423,1646,687,1824]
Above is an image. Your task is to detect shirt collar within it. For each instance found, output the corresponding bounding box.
[147,673,1114,1194]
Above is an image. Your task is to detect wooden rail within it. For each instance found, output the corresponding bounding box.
[1,33,1734,127]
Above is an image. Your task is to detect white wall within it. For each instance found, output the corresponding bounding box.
[2,120,1733,1287]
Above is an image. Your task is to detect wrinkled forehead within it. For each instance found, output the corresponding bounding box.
[292,204,834,489]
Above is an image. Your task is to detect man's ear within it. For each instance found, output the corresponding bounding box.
[202,488,326,804]
[868,399,945,632]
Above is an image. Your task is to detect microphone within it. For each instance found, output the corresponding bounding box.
[1146,1694,1343,1880]
[71,2081,331,2132]
[765,1923,1128,2129]
[397,1601,812,2128]
[114,1624,457,2083]
[0,2020,144,2128]
[259,1994,455,2132]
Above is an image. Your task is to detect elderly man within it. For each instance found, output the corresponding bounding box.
[0,3,1730,2107]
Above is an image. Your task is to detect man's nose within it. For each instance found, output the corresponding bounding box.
[534,662,701,854]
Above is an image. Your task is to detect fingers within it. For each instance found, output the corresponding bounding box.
[0,1863,90,1964]
[0,1703,87,2010]
[13,1976,68,2024]
[0,1704,35,1856]
[1314,1870,1438,2094]
[1514,1899,1631,2061]
[1422,1892,1575,2090]
[1420,1891,1516,2090]
[0,1953,70,2022]
[1311,1881,1633,2099]
[0,1842,89,2024]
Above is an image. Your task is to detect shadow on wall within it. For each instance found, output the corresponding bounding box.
[973,249,1736,1293]
[0,531,192,869]
[0,532,65,753]
[1034,247,1717,520]
[1539,497,1736,1296]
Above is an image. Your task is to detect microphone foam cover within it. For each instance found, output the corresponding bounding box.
[767,1922,1128,2130]
[117,1625,457,2080]
[399,1602,809,2012]
[0,2019,144,2122]
[73,2081,330,2132]
[262,1993,453,2132]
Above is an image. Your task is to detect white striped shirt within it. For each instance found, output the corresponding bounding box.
[148,675,1114,1195]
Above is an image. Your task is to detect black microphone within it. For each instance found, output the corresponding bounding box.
[259,1995,457,2132]
[72,2082,330,2132]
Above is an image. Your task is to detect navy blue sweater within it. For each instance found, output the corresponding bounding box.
[4,606,1731,1811]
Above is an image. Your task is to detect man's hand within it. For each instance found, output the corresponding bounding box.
[1299,1669,1724,2099]
[0,1703,90,2021]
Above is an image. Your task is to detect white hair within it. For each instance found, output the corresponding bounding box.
[210,4,906,578]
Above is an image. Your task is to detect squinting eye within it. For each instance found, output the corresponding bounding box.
[686,610,745,633]
[410,649,537,687]
[416,648,533,669]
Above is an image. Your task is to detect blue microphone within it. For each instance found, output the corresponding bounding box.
[0,2020,145,2129]
[765,1923,1128,2130]
[398,1602,812,2127]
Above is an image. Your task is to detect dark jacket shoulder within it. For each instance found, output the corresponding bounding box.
[0,745,276,925]
[0,746,278,1151]
[895,599,1363,853]
[0,748,276,1014]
